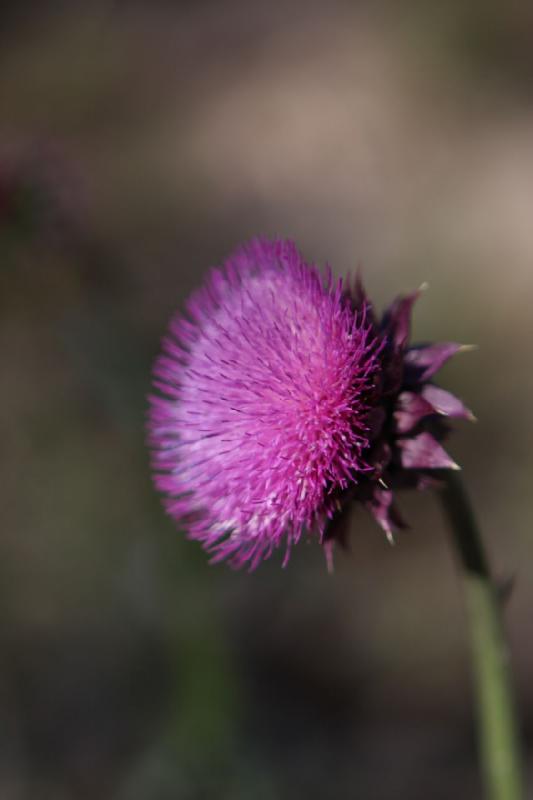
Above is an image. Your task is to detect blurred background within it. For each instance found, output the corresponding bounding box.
[1,1,532,798]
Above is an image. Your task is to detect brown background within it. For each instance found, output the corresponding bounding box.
[1,2,532,798]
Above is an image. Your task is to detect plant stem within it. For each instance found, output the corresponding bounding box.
[439,471,524,800]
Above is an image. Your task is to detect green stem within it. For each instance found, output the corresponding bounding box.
[439,471,524,800]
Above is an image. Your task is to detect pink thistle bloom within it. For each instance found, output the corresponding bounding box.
[148,239,472,569]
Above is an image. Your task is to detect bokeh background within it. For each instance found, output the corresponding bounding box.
[1,2,532,798]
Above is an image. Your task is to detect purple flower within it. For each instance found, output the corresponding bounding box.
[148,239,472,569]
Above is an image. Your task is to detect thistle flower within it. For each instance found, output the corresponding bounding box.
[148,239,472,569]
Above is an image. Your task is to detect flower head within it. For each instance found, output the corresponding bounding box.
[148,239,472,569]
